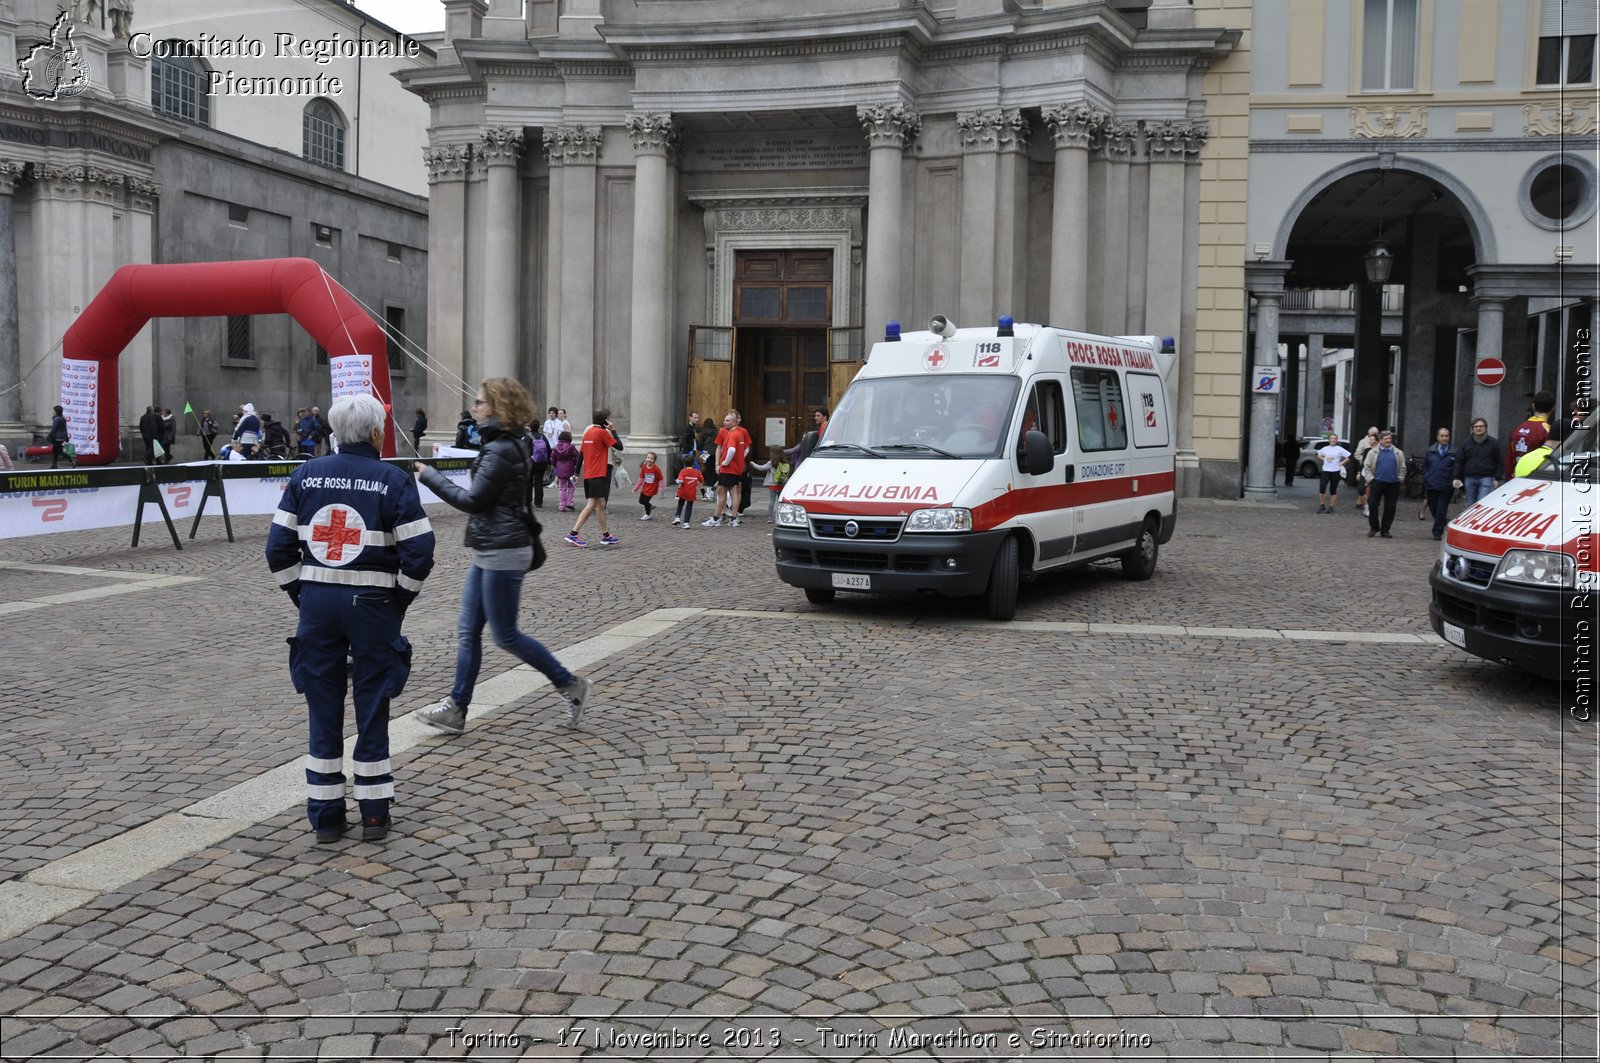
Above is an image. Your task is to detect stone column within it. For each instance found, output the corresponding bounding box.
[1124,127,1150,333]
[122,176,158,453]
[1090,120,1132,334]
[543,136,564,404]
[0,161,25,430]
[991,110,1030,318]
[1304,332,1326,432]
[546,126,601,422]
[479,127,525,382]
[1244,262,1291,501]
[1470,296,1505,428]
[1175,121,1208,494]
[957,110,1023,325]
[1143,120,1189,344]
[423,143,472,437]
[626,112,674,448]
[1353,282,1387,443]
[1043,105,1103,329]
[858,104,919,345]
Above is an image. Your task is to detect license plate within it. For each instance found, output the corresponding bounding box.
[1442,622,1466,648]
[831,573,871,590]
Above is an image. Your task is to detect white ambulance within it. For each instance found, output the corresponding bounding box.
[1430,410,1597,682]
[772,317,1177,620]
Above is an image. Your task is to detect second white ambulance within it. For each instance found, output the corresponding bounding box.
[1430,410,1597,683]
[772,317,1177,620]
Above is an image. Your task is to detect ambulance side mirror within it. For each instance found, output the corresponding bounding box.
[1021,429,1053,476]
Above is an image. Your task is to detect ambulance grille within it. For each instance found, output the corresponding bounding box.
[815,550,890,570]
[809,517,905,542]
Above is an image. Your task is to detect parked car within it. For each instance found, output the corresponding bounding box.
[1296,437,1324,479]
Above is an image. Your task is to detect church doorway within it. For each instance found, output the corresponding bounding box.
[732,249,832,450]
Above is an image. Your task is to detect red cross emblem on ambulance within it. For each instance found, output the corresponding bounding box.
[308,503,366,566]
[1508,483,1548,506]
[923,345,948,371]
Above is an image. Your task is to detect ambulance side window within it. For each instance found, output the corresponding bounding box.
[1070,368,1128,452]
[1016,381,1067,469]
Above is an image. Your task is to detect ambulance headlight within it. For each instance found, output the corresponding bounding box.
[904,508,972,533]
[776,503,809,528]
[1495,549,1575,589]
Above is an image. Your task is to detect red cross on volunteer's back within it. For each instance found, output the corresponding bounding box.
[309,504,366,564]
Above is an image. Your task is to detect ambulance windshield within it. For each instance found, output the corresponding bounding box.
[1530,411,1597,484]
[818,375,1022,459]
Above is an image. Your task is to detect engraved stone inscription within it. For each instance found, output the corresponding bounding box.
[686,134,866,172]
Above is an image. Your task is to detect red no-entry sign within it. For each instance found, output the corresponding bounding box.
[1475,357,1506,387]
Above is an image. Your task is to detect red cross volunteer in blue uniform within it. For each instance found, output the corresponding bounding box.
[265,394,435,844]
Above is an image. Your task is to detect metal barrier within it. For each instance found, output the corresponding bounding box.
[0,457,475,549]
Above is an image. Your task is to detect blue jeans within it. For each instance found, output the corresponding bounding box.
[1464,476,1495,507]
[451,562,573,711]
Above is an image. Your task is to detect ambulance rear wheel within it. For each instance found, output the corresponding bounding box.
[985,537,1019,621]
[1120,520,1159,581]
[804,587,836,605]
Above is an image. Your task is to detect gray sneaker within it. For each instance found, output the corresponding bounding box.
[559,676,592,727]
[415,696,465,734]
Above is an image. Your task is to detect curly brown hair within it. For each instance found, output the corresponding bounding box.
[479,377,536,429]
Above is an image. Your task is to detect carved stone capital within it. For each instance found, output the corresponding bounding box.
[0,161,28,193]
[479,126,525,165]
[857,103,920,149]
[1145,119,1197,160]
[958,109,1029,154]
[1043,104,1107,151]
[1094,119,1136,161]
[423,144,472,184]
[1349,105,1429,139]
[1523,100,1598,137]
[34,163,123,201]
[543,126,602,166]
[1180,120,1209,159]
[124,176,159,205]
[625,112,675,155]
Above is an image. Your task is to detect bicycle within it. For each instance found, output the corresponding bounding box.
[1403,455,1426,499]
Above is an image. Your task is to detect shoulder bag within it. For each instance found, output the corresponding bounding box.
[516,438,547,571]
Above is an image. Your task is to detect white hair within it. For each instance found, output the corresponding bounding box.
[327,394,385,445]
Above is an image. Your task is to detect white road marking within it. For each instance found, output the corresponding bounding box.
[0,561,202,616]
[0,606,708,943]
[0,602,1447,942]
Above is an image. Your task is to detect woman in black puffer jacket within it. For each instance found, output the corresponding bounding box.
[413,377,590,734]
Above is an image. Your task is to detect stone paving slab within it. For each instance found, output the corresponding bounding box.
[0,487,1595,1059]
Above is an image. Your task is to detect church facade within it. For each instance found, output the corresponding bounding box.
[405,0,1242,492]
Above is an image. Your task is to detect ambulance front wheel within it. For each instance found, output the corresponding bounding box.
[985,536,1019,621]
[1121,520,1160,581]
[804,587,836,605]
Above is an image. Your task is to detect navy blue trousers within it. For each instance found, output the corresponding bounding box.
[290,584,411,829]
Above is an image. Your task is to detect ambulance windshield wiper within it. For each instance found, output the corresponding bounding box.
[816,442,884,458]
[874,442,960,459]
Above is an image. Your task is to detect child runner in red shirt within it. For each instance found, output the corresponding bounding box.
[671,462,703,528]
[634,451,663,520]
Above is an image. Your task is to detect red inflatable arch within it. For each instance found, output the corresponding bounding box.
[61,258,394,465]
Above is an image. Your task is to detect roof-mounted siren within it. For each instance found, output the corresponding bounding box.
[1157,336,1178,380]
[928,314,957,339]
[885,320,901,342]
[997,315,1014,337]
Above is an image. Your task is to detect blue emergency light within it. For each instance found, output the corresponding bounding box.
[997,315,1014,337]
[1161,336,1176,353]
[885,320,901,341]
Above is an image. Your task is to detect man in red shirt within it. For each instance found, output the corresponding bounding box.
[566,407,622,547]
[702,408,752,527]
[1505,390,1555,479]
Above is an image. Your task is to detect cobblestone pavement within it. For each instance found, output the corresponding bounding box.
[0,482,1594,1061]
